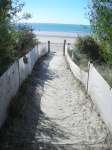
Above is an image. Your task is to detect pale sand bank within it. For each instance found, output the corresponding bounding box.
[34,31,90,43]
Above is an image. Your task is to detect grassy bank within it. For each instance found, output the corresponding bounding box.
[68,35,112,87]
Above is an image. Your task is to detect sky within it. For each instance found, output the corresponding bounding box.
[19,0,90,25]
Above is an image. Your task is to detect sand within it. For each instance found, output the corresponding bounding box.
[36,44,112,149]
[34,31,90,43]
[0,43,112,149]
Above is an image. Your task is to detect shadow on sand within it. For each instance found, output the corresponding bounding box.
[0,51,75,150]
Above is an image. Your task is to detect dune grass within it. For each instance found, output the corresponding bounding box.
[68,45,112,87]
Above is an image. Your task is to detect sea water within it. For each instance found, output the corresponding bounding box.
[19,23,92,34]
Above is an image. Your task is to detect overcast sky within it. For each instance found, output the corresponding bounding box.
[19,0,90,25]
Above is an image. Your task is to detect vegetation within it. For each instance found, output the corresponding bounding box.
[72,35,112,86]
[86,0,112,63]
[70,0,112,85]
[0,0,37,76]
[75,35,101,60]
[14,24,37,58]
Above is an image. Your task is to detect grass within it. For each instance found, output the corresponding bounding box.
[68,45,112,87]
[0,76,32,148]
[8,75,33,120]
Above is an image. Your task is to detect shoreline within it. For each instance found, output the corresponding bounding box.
[34,31,91,43]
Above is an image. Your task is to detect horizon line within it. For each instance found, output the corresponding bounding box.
[18,22,90,26]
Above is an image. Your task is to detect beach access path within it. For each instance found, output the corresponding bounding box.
[0,43,112,150]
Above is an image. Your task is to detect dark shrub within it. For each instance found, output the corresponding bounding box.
[75,35,101,60]
[14,24,38,58]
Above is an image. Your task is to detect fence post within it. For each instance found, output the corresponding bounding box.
[18,60,21,87]
[48,41,50,53]
[63,40,66,56]
[87,61,92,93]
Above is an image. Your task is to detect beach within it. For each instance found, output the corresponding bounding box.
[34,31,90,43]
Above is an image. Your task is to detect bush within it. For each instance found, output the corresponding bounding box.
[0,24,38,76]
[75,35,102,60]
[99,40,112,64]
[0,0,37,76]
[14,24,38,58]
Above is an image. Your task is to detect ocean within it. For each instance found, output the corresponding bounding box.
[19,23,92,34]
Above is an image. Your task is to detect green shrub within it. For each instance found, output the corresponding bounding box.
[99,40,112,64]
[0,24,38,76]
[0,0,35,76]
[75,35,101,60]
[14,24,38,58]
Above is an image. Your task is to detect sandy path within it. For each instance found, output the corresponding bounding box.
[0,44,111,150]
[35,44,111,149]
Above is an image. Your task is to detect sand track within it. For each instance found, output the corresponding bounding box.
[0,44,111,150]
